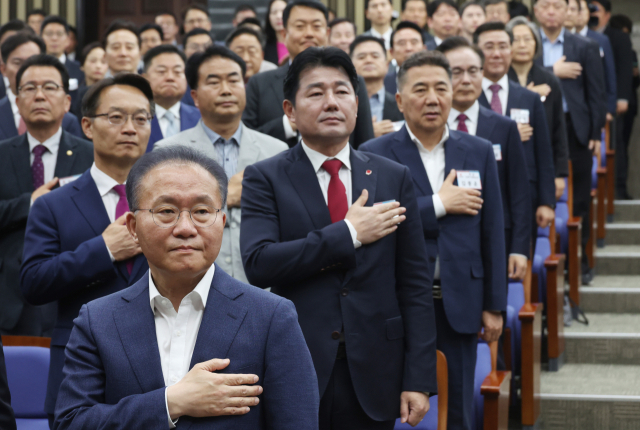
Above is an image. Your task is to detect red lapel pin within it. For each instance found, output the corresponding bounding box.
[366,170,372,175]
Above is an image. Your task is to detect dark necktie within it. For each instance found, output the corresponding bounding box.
[322,159,348,223]
[457,113,469,133]
[31,145,47,189]
[113,184,133,274]
[489,83,503,115]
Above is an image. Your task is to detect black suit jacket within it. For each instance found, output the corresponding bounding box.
[383,90,403,121]
[65,58,85,107]
[0,131,93,333]
[384,66,397,96]
[243,63,374,148]
[536,30,606,144]
[604,25,634,102]
[508,65,569,177]
[0,74,6,100]
[0,338,16,430]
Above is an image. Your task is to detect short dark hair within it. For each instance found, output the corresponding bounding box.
[27,9,47,19]
[509,1,530,19]
[183,28,213,49]
[40,15,69,34]
[81,72,155,118]
[140,23,164,42]
[427,0,458,17]
[329,18,357,34]
[238,17,263,31]
[609,14,632,32]
[226,27,265,49]
[143,44,187,73]
[397,50,452,90]
[103,19,141,47]
[349,35,387,57]
[591,0,611,12]
[436,36,485,66]
[185,45,246,89]
[155,11,178,22]
[1,32,45,64]
[80,42,103,66]
[16,54,70,93]
[283,1,328,29]
[234,4,257,19]
[68,25,77,36]
[0,20,32,43]
[483,0,509,7]
[459,1,485,16]
[473,21,513,44]
[391,21,425,49]
[181,4,208,22]
[402,0,427,12]
[283,46,359,106]
[126,146,229,211]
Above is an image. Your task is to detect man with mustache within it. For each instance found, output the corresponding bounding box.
[142,45,201,152]
[155,45,287,283]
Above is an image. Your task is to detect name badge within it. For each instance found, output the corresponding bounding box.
[456,171,482,190]
[493,144,502,161]
[69,78,78,91]
[59,174,81,187]
[510,108,530,124]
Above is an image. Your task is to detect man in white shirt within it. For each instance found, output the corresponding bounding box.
[364,0,395,50]
[103,20,141,76]
[427,0,461,48]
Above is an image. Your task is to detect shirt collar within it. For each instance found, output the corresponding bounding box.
[541,27,565,44]
[27,127,62,153]
[58,53,66,64]
[149,263,215,314]
[201,121,242,146]
[372,85,386,102]
[90,162,123,198]
[482,74,509,93]
[301,140,351,173]
[434,36,443,46]
[405,123,449,153]
[155,102,181,120]
[449,100,479,125]
[370,27,392,39]
[578,26,588,37]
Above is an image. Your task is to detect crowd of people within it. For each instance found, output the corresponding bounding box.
[0,0,637,429]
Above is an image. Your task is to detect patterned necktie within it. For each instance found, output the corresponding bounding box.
[457,113,469,133]
[322,159,348,223]
[164,111,179,138]
[113,184,133,274]
[31,145,47,189]
[18,117,27,135]
[489,83,503,115]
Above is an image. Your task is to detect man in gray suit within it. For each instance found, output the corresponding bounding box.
[155,45,287,282]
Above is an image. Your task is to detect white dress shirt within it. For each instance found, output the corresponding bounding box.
[28,127,62,184]
[448,101,479,136]
[301,141,361,248]
[434,36,443,47]
[90,163,125,262]
[150,263,214,429]
[155,102,182,138]
[7,89,21,131]
[370,26,393,50]
[482,74,510,116]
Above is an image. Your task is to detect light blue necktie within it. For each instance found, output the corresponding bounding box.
[164,111,179,138]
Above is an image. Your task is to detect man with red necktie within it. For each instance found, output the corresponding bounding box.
[21,73,152,426]
[241,47,437,430]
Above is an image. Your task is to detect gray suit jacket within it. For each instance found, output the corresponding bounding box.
[154,120,288,282]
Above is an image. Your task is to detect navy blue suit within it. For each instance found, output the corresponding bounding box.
[0,96,83,140]
[181,85,195,106]
[64,58,85,109]
[426,39,437,51]
[479,80,556,213]
[360,127,506,430]
[584,29,617,115]
[384,66,397,96]
[146,102,201,152]
[20,170,148,415]
[53,267,319,430]
[240,143,438,423]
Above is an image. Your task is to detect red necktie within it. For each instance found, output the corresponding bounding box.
[18,117,27,135]
[31,145,47,189]
[457,113,469,133]
[489,83,503,115]
[322,159,348,223]
[113,184,133,274]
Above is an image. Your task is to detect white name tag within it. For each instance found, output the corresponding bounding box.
[510,108,530,124]
[59,174,81,187]
[456,170,482,189]
[69,78,78,91]
[493,144,502,161]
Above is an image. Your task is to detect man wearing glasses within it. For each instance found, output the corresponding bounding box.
[21,73,152,427]
[51,146,319,429]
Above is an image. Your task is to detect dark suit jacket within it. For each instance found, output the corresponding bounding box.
[604,25,634,102]
[479,80,556,208]
[0,337,16,430]
[383,90,403,121]
[426,39,437,51]
[54,267,319,430]
[508,64,570,177]
[146,103,202,152]
[360,127,507,332]
[0,132,93,333]
[384,65,397,96]
[264,40,279,65]
[240,143,438,420]
[65,58,85,108]
[20,170,148,414]
[70,85,90,120]
[243,63,374,148]
[0,96,83,140]
[585,29,617,115]
[181,84,195,107]
[536,30,606,144]
[0,74,6,100]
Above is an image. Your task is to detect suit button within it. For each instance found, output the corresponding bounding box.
[225,257,232,263]
[331,331,340,340]
[341,288,349,297]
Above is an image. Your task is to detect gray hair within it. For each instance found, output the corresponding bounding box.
[397,50,452,92]
[125,146,229,211]
[506,16,542,60]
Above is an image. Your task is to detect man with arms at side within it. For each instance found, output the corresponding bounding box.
[360,50,506,430]
[227,27,277,82]
[384,21,426,95]
[21,74,152,425]
[156,46,287,283]
[475,22,556,242]
[459,1,486,42]
[241,47,437,429]
[534,0,606,282]
[0,55,93,337]
[363,0,394,50]
[142,45,201,152]
[351,35,403,138]
[426,0,461,49]
[103,20,141,77]
[0,33,83,140]
[243,0,374,148]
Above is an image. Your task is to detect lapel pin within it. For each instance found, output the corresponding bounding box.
[366,170,372,175]
[66,150,73,156]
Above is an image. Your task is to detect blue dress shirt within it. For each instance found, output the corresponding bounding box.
[201,121,242,180]
[369,86,386,122]
[540,28,568,112]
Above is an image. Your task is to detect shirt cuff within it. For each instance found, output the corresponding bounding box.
[509,253,528,260]
[432,194,447,219]
[617,99,628,103]
[344,219,362,249]
[106,244,116,263]
[282,114,297,139]
[165,387,178,429]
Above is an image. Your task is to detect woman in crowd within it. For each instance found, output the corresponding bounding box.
[71,42,107,119]
[264,0,288,65]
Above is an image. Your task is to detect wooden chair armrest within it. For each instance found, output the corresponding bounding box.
[481,370,511,397]
[2,335,51,348]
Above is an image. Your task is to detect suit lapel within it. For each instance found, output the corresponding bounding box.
[476,107,497,139]
[149,117,163,151]
[9,135,33,193]
[444,131,468,178]
[506,81,521,115]
[390,126,433,196]
[70,170,111,236]
[53,131,77,179]
[0,98,17,138]
[236,124,262,171]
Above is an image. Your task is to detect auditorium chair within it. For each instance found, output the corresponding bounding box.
[604,121,615,222]
[596,133,607,248]
[475,341,511,430]
[566,163,582,305]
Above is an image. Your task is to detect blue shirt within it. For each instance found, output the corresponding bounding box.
[201,121,242,181]
[369,86,386,122]
[540,28,568,112]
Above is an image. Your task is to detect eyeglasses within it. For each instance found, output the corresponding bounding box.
[135,204,221,228]
[43,31,66,38]
[89,112,152,127]
[185,18,209,26]
[451,67,483,78]
[18,82,63,97]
